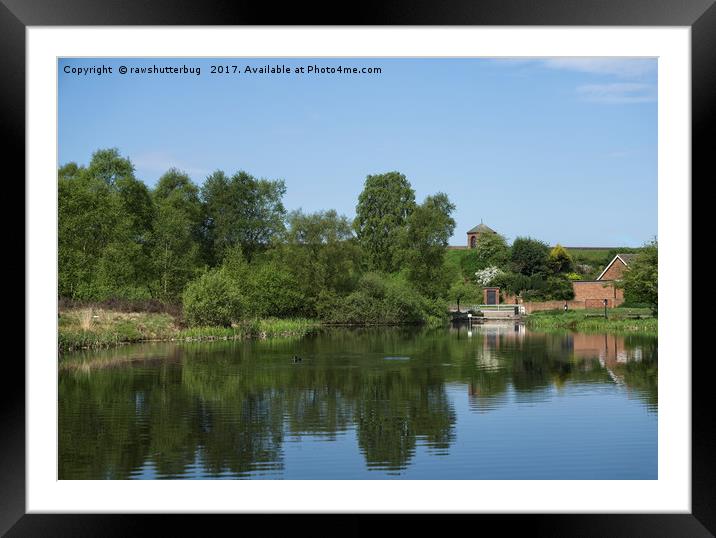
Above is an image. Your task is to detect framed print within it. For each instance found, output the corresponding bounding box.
[5,0,712,535]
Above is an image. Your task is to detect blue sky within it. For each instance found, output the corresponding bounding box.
[58,57,657,247]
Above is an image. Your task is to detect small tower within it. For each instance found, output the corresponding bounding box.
[466,222,496,248]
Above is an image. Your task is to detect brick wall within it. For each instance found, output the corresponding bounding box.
[573,280,623,303]
[599,258,627,280]
[522,280,624,313]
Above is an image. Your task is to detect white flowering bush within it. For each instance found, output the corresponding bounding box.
[475,266,503,286]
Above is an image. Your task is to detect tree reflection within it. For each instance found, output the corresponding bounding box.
[59,325,657,479]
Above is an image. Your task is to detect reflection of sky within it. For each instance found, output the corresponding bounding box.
[131,381,656,480]
[62,327,657,480]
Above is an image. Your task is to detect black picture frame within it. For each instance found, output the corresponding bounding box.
[5,1,710,535]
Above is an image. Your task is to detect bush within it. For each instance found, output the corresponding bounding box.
[510,237,550,276]
[494,272,574,301]
[317,273,446,325]
[182,268,243,327]
[492,272,530,296]
[548,244,574,274]
[544,276,575,300]
[474,266,504,287]
[241,262,307,318]
[520,276,574,301]
[621,240,657,315]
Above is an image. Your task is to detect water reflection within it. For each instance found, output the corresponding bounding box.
[59,324,657,479]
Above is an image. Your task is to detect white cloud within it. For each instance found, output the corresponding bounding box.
[576,83,656,104]
[132,151,210,180]
[540,58,656,79]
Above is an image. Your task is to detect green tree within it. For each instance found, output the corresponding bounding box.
[85,148,135,187]
[449,280,482,312]
[622,239,658,314]
[510,237,550,277]
[240,259,306,318]
[93,151,155,298]
[58,162,82,181]
[150,169,204,302]
[471,232,511,271]
[220,247,306,318]
[401,193,456,298]
[278,209,363,314]
[58,149,155,299]
[548,244,574,274]
[183,268,243,327]
[201,170,286,262]
[354,171,416,272]
[58,167,116,298]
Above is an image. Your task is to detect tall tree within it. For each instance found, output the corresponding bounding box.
[58,149,155,299]
[353,171,415,272]
[201,170,286,262]
[510,237,550,277]
[402,193,456,298]
[86,148,136,187]
[150,169,204,302]
[285,209,362,296]
[92,150,154,297]
[58,166,116,298]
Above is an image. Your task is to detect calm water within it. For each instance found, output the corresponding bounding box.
[59,323,657,480]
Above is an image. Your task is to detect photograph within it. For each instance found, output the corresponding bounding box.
[57,56,659,481]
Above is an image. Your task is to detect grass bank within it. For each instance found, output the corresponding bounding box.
[525,308,657,336]
[175,318,320,342]
[59,308,320,352]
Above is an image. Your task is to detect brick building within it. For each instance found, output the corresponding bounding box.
[596,253,636,281]
[516,254,631,313]
[466,222,496,248]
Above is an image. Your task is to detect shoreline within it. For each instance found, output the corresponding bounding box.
[59,306,657,354]
[524,308,657,336]
[58,310,322,353]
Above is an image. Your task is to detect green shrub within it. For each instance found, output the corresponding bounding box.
[492,271,574,301]
[242,262,307,318]
[183,268,243,327]
[548,244,574,274]
[317,273,446,325]
[492,272,530,295]
[545,277,575,300]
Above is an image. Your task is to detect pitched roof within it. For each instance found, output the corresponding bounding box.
[467,223,496,234]
[596,253,636,281]
[616,253,637,264]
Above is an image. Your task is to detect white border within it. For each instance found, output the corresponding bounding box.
[27,27,690,513]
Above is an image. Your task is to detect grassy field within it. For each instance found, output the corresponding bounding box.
[59,308,320,352]
[525,307,657,336]
[446,245,641,281]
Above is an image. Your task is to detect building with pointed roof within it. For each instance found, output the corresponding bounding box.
[466,222,496,248]
[596,253,636,281]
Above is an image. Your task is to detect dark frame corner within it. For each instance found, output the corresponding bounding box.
[7,0,712,535]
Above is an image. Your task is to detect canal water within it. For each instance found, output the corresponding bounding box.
[58,323,657,480]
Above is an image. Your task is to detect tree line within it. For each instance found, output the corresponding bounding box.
[59,149,456,326]
[59,148,657,325]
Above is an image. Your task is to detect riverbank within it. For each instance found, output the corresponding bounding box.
[525,308,657,336]
[59,308,320,352]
